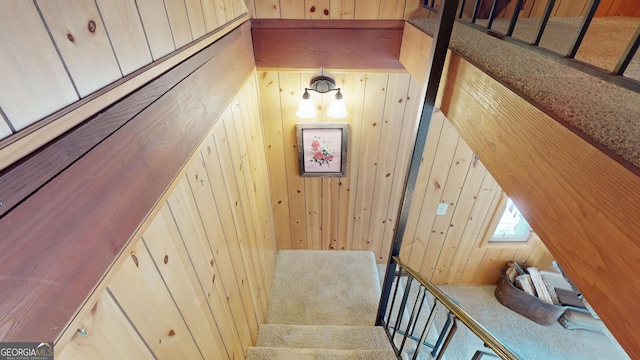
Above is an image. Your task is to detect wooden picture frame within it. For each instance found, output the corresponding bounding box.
[296,123,348,177]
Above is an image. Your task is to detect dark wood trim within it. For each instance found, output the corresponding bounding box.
[0,23,246,219]
[0,22,255,343]
[250,19,405,29]
[251,20,405,69]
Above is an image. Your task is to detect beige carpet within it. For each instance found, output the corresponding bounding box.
[484,16,640,78]
[266,250,382,326]
[248,250,395,359]
[377,265,627,359]
[410,16,640,169]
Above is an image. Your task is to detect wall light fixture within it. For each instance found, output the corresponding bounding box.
[296,76,348,119]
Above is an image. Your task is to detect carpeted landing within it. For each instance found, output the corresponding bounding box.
[246,250,396,360]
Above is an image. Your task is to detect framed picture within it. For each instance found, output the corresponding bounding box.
[296,123,348,177]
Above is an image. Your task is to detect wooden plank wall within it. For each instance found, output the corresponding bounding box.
[249,0,423,19]
[56,74,277,359]
[398,111,554,285]
[257,69,553,283]
[259,70,423,263]
[0,0,248,164]
[432,32,640,359]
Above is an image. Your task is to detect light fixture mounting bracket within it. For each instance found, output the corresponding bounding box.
[308,76,338,94]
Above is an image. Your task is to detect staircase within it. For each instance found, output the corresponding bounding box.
[246,250,396,359]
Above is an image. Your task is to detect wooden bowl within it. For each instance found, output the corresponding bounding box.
[494,271,566,326]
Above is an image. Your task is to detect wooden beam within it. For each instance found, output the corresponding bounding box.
[439,52,640,358]
[0,22,255,343]
[0,20,246,218]
[251,19,405,69]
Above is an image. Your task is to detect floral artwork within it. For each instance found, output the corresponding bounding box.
[309,136,335,167]
[297,124,347,177]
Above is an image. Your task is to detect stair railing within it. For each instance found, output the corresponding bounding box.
[425,0,640,92]
[378,256,520,360]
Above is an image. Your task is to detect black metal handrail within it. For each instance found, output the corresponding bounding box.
[378,256,520,360]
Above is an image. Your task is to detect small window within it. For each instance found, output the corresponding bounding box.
[490,198,531,243]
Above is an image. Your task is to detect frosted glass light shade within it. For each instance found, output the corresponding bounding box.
[296,93,318,118]
[326,92,348,119]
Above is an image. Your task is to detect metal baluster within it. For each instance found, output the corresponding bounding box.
[432,312,454,356]
[506,0,524,36]
[435,318,458,360]
[458,0,467,18]
[613,23,640,76]
[486,0,500,29]
[567,0,600,58]
[409,287,428,336]
[392,276,414,340]
[532,0,555,46]
[412,302,439,360]
[471,0,481,23]
[399,284,424,353]
[385,266,403,328]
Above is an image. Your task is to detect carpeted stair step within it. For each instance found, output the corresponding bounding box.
[245,347,397,360]
[267,250,381,326]
[256,324,394,351]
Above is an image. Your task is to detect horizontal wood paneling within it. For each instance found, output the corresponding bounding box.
[251,20,404,69]
[0,23,255,344]
[438,43,640,358]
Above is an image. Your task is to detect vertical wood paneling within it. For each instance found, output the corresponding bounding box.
[430,156,487,283]
[306,0,331,18]
[405,120,460,269]
[142,205,229,360]
[258,71,293,249]
[0,119,11,139]
[201,0,219,32]
[280,0,305,18]
[351,73,387,250]
[56,292,154,360]
[212,117,265,339]
[224,0,237,21]
[280,72,309,249]
[213,0,229,26]
[37,0,122,97]
[200,135,268,330]
[330,0,356,19]
[366,73,411,261]
[0,2,78,131]
[380,0,406,19]
[136,0,176,60]
[354,0,381,19]
[164,0,193,47]
[240,76,278,291]
[336,72,367,251]
[185,0,207,38]
[96,0,152,75]
[417,140,474,279]
[226,103,270,313]
[108,240,203,359]
[256,0,281,18]
[378,77,422,262]
[399,111,446,261]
